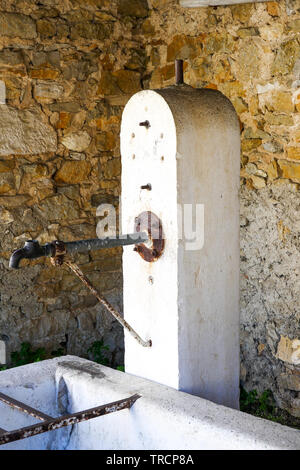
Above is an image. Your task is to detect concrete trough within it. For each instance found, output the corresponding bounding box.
[0,356,299,450]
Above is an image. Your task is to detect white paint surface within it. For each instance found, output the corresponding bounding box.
[0,357,299,450]
[121,86,240,409]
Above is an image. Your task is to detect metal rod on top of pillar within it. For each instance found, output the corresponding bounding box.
[175,59,184,86]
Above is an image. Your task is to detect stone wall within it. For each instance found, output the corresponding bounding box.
[0,0,136,367]
[0,0,299,416]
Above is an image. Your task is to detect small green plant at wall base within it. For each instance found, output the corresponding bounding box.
[88,340,110,366]
[87,340,124,371]
[10,342,47,367]
[51,348,65,358]
[240,387,276,419]
[240,386,300,430]
[0,342,65,370]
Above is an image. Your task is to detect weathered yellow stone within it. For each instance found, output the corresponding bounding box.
[278,160,300,181]
[0,160,15,172]
[56,112,71,130]
[230,4,253,23]
[117,0,149,18]
[235,42,264,82]
[286,19,300,33]
[102,158,121,178]
[232,97,248,114]
[95,115,120,132]
[236,27,259,38]
[204,32,235,55]
[266,1,279,16]
[294,130,300,143]
[264,112,294,126]
[30,68,60,80]
[296,93,300,113]
[98,71,120,96]
[214,59,234,83]
[0,209,14,224]
[54,161,92,184]
[250,175,266,189]
[96,132,116,151]
[167,34,205,62]
[204,83,218,90]
[99,179,119,189]
[241,139,262,152]
[28,178,55,201]
[0,195,29,207]
[277,219,291,243]
[151,0,173,7]
[266,91,294,114]
[98,70,141,96]
[219,80,246,99]
[272,39,300,75]
[276,336,300,365]
[113,70,141,95]
[140,18,155,36]
[99,54,114,72]
[278,373,300,392]
[61,131,91,152]
[266,160,278,180]
[37,19,56,38]
[19,165,49,194]
[287,147,300,160]
[0,183,13,194]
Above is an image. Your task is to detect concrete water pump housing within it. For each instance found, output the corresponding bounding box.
[121,85,240,409]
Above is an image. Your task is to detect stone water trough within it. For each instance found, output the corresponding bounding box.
[0,355,299,450]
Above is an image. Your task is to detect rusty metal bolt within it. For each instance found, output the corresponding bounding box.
[139,120,151,129]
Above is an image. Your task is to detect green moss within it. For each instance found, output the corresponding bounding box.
[240,386,300,430]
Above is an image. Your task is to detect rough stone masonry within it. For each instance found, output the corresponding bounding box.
[0,0,299,417]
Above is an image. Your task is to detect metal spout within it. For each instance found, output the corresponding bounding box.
[9,240,53,269]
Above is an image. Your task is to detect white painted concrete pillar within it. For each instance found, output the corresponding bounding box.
[121,86,240,409]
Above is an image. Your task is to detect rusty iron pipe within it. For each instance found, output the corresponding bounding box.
[9,232,149,269]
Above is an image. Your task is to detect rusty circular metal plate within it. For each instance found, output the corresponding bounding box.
[134,211,164,262]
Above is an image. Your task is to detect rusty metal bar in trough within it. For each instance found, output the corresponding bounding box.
[0,393,141,446]
[0,392,52,421]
